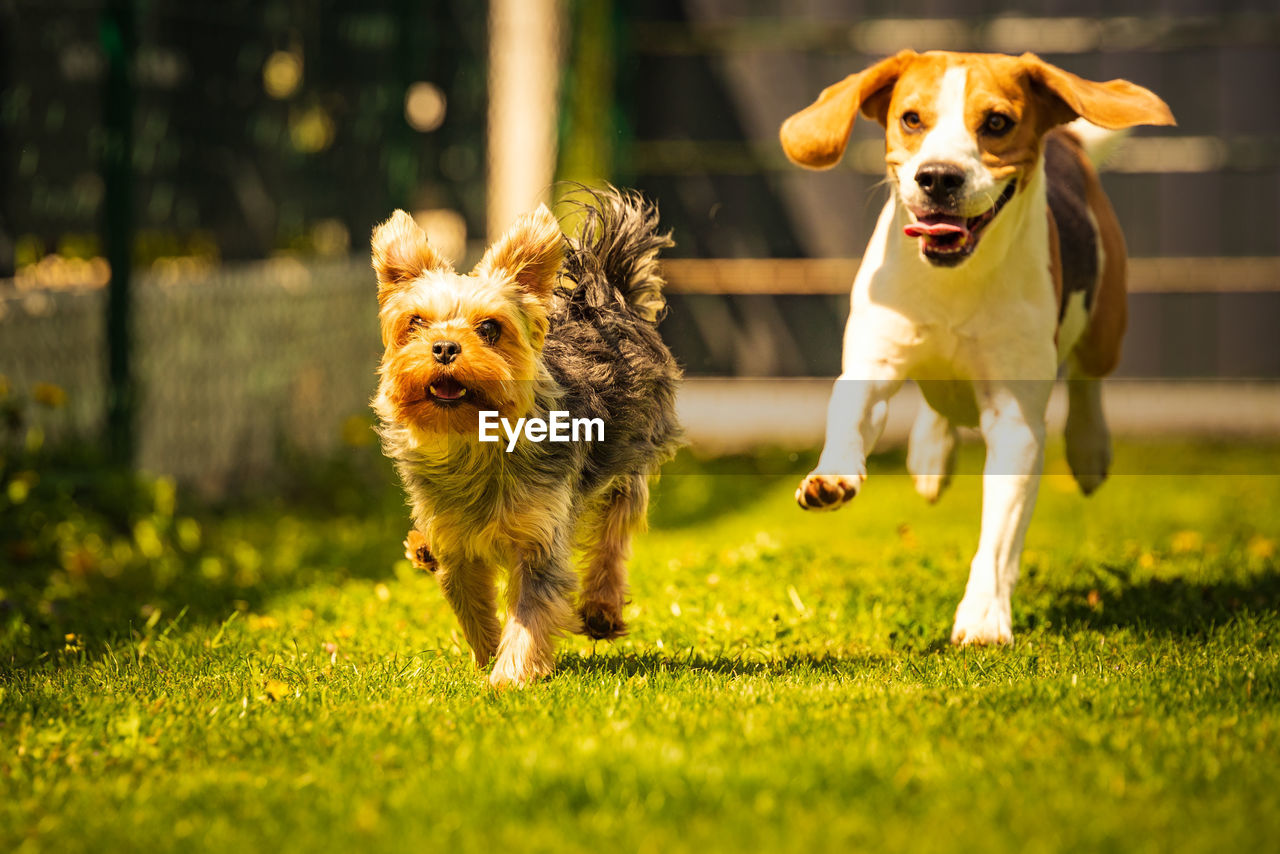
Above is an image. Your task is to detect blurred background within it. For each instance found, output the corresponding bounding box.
[1,0,1278,493]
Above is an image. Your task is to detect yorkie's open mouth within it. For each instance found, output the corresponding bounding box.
[904,180,1017,266]
[426,376,471,405]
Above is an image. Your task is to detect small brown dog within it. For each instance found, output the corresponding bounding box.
[371,188,681,687]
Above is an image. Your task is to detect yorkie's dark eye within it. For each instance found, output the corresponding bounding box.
[477,319,501,344]
[408,315,425,330]
[901,111,923,132]
[982,112,1013,136]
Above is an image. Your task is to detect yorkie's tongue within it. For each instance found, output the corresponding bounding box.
[904,214,969,239]
[428,377,467,400]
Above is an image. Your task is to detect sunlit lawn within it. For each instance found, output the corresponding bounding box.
[2,440,1278,853]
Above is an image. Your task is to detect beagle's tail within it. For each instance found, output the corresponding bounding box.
[1064,119,1129,169]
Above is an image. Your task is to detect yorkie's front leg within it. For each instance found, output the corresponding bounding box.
[491,536,578,688]
[436,555,501,668]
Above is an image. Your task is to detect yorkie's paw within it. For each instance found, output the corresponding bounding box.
[795,472,864,511]
[578,600,628,641]
[404,529,437,572]
[489,623,556,689]
[489,654,554,690]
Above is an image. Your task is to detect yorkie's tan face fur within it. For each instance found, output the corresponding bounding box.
[371,206,564,438]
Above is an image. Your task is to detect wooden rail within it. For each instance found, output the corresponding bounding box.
[661,257,1280,295]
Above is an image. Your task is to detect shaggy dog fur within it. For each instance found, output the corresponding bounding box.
[371,187,681,687]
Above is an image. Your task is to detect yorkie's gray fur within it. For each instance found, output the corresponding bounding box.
[371,187,681,687]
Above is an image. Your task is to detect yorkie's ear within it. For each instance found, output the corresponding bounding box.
[371,210,451,304]
[474,204,564,300]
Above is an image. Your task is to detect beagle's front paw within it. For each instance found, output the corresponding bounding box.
[950,595,1013,646]
[795,472,865,511]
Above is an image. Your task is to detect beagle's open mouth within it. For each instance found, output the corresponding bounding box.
[905,181,1017,265]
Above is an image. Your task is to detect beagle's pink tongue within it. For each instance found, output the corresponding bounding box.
[904,215,968,239]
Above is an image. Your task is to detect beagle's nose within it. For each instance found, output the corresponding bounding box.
[915,162,966,199]
[431,340,461,364]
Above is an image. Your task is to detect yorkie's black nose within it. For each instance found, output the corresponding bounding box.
[915,162,966,200]
[432,340,461,364]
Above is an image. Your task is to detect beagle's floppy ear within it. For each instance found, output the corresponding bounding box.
[780,50,916,170]
[1020,53,1176,130]
[371,210,452,304]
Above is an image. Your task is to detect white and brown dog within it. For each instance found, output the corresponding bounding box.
[781,50,1174,644]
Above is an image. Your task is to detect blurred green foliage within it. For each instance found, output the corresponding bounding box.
[0,379,404,667]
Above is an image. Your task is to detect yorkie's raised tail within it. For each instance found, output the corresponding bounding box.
[560,185,674,324]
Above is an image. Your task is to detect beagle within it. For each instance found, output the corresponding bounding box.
[781,51,1174,645]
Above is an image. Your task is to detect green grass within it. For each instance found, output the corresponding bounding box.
[2,440,1279,853]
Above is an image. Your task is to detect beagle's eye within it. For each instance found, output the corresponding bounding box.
[901,111,923,132]
[982,112,1013,136]
[477,319,501,344]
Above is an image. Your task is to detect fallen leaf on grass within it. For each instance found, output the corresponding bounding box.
[1247,535,1275,561]
[1171,530,1203,554]
[787,585,808,615]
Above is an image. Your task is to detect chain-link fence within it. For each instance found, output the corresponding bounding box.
[0,260,380,493]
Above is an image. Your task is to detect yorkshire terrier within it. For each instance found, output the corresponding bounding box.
[371,187,682,687]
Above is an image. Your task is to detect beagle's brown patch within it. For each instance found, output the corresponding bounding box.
[1044,129,1100,320]
[1074,143,1131,378]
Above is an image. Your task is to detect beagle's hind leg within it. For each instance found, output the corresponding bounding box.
[1064,358,1112,496]
[907,403,959,504]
